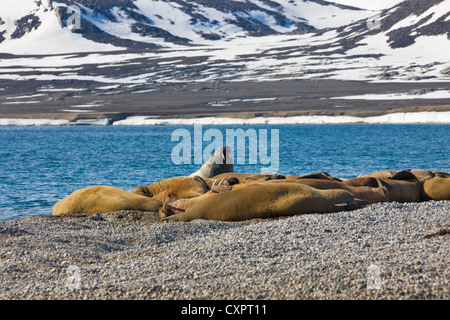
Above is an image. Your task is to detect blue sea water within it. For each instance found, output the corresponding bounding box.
[1,124,449,221]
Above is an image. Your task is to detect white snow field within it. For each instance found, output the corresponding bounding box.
[0,0,449,83]
[1,111,449,126]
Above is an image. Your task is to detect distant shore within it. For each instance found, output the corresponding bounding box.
[1,79,450,126]
[1,110,450,126]
[1,201,448,300]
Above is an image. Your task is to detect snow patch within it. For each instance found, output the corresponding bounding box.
[332,90,450,100]
[0,118,69,126]
[112,112,450,126]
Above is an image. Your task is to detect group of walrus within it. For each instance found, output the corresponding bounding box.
[52,146,450,222]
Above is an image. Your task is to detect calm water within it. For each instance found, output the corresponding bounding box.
[1,124,449,221]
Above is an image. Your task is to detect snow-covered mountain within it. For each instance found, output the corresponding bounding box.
[0,0,449,84]
[0,0,379,53]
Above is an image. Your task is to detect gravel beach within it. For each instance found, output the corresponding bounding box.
[0,201,449,300]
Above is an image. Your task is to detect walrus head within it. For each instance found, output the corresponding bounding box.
[159,176,211,218]
[189,146,234,179]
[243,173,286,183]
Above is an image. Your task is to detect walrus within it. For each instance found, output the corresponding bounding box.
[157,175,240,215]
[159,176,212,206]
[295,171,343,181]
[189,146,234,178]
[243,173,286,183]
[343,175,422,203]
[161,182,365,222]
[211,172,285,184]
[158,174,388,219]
[410,170,450,183]
[364,169,450,184]
[257,178,387,204]
[52,186,162,216]
[131,176,191,198]
[131,146,234,197]
[421,177,450,200]
[211,172,253,183]
[363,170,400,180]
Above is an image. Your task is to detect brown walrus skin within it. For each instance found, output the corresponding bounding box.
[229,177,387,205]
[158,176,212,206]
[295,171,342,181]
[52,186,162,216]
[261,178,387,204]
[160,174,424,220]
[211,172,286,183]
[364,169,450,184]
[132,175,238,200]
[157,176,239,215]
[422,177,450,201]
[211,171,338,184]
[343,176,422,203]
[361,169,448,202]
[131,176,191,198]
[159,173,422,220]
[162,183,365,222]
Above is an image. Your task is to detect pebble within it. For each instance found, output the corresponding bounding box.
[0,201,449,299]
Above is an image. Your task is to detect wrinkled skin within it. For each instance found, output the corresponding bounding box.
[364,169,450,184]
[211,172,286,184]
[158,176,238,218]
[53,166,449,221]
[131,176,190,198]
[343,176,422,203]
[422,177,450,200]
[52,186,162,216]
[162,183,365,222]
[260,178,388,204]
[158,176,387,220]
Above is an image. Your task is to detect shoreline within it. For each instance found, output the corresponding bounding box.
[2,79,450,126]
[1,201,449,300]
[1,110,450,126]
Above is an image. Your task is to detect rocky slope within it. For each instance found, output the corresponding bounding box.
[0,0,449,121]
[0,0,375,49]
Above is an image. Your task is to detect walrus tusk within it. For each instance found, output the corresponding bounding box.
[211,185,232,193]
[162,214,182,222]
[211,179,217,188]
[167,204,185,213]
[158,182,163,193]
[335,203,349,207]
